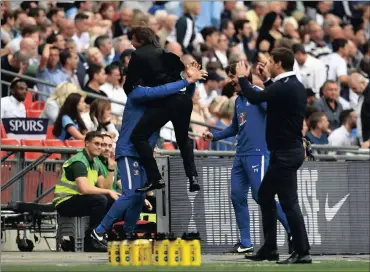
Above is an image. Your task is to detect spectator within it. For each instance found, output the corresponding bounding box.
[305,1,332,27]
[99,3,115,21]
[53,92,87,140]
[246,2,268,32]
[41,82,86,125]
[195,1,223,32]
[347,39,362,69]
[232,19,255,61]
[210,98,234,151]
[305,112,329,145]
[81,99,119,142]
[1,11,15,45]
[65,38,88,88]
[0,78,27,118]
[321,38,349,85]
[72,13,90,54]
[7,24,40,54]
[45,32,66,50]
[60,49,81,89]
[28,7,47,26]
[37,45,67,100]
[208,95,229,123]
[20,37,39,67]
[305,23,332,60]
[113,37,133,59]
[47,7,65,33]
[1,51,29,97]
[84,63,108,105]
[112,8,133,38]
[256,12,283,53]
[283,17,300,42]
[221,1,236,21]
[59,19,75,40]
[215,33,229,68]
[86,47,104,66]
[306,88,317,106]
[165,42,183,57]
[176,1,200,54]
[157,14,177,47]
[120,49,134,69]
[13,9,28,37]
[348,72,370,148]
[328,109,357,147]
[180,54,197,66]
[100,64,127,118]
[198,70,224,106]
[314,80,343,131]
[220,19,235,44]
[190,88,209,140]
[200,26,221,68]
[293,43,326,97]
[94,35,114,67]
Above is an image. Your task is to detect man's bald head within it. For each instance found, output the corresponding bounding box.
[20,37,38,57]
[166,42,183,57]
[349,72,369,94]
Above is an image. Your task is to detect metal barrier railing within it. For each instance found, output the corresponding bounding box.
[1,69,224,130]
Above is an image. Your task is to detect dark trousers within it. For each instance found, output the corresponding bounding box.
[130,93,198,182]
[56,194,115,230]
[258,147,310,255]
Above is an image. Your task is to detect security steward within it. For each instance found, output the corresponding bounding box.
[235,48,311,264]
[53,131,120,250]
[97,133,121,192]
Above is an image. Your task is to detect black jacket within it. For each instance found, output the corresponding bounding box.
[360,83,370,142]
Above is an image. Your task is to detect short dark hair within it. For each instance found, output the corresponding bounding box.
[130,26,157,46]
[233,19,249,32]
[270,48,295,71]
[85,131,103,142]
[21,24,39,37]
[46,32,59,44]
[200,26,218,41]
[105,63,120,75]
[59,49,72,67]
[75,12,89,21]
[49,46,60,53]
[292,44,306,54]
[332,38,348,53]
[339,109,354,125]
[101,133,113,140]
[305,105,319,120]
[94,35,110,49]
[28,7,44,18]
[225,62,237,75]
[75,1,87,10]
[10,78,27,90]
[308,112,325,129]
[47,7,62,20]
[220,19,232,32]
[1,11,14,26]
[88,63,104,80]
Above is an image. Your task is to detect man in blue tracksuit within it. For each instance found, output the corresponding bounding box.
[203,68,292,254]
[90,66,204,246]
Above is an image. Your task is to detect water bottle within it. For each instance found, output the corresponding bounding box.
[168,233,181,266]
[153,233,169,266]
[189,232,201,266]
[180,233,191,266]
[111,234,121,266]
[119,233,131,266]
[130,233,142,266]
[141,233,152,265]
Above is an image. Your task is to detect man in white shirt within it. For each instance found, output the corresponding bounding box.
[198,71,224,106]
[293,44,326,97]
[1,79,27,118]
[100,63,126,118]
[215,33,229,68]
[328,109,357,147]
[320,38,350,85]
[72,13,90,54]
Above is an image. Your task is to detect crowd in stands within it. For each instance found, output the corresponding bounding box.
[1,1,369,151]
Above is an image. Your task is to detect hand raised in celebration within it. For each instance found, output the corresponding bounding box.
[202,131,214,141]
[256,61,271,82]
[235,61,251,78]
[184,62,208,83]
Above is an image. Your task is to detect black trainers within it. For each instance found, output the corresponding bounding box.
[189,176,201,192]
[225,241,254,254]
[136,179,166,192]
[90,228,107,248]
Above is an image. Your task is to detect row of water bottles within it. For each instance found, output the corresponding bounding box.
[108,232,201,266]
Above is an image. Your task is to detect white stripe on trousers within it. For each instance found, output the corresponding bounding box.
[124,157,132,190]
[260,155,265,181]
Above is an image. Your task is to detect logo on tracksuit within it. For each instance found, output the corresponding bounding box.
[238,112,246,126]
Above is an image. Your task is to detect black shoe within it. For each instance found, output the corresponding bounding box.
[245,248,279,261]
[276,251,312,264]
[225,241,254,254]
[90,228,108,247]
[135,179,166,192]
[189,176,201,192]
[86,238,108,252]
[288,233,294,254]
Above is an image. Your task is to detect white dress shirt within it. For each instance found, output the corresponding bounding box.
[298,55,327,97]
[198,83,218,106]
[1,96,26,118]
[72,32,90,53]
[328,125,354,147]
[321,53,347,82]
[100,82,127,117]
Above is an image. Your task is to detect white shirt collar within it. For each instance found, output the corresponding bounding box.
[272,71,296,82]
[339,125,350,137]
